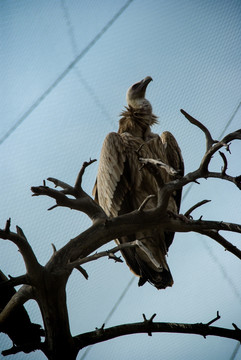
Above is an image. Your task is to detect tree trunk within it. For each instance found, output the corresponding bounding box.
[35,269,77,360]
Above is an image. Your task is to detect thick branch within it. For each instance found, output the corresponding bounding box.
[166,217,241,235]
[199,230,241,259]
[1,342,42,357]
[0,285,34,324]
[48,207,241,271]
[0,274,29,290]
[75,318,241,350]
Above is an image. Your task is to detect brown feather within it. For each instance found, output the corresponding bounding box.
[119,106,158,138]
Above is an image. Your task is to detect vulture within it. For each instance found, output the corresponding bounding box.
[93,76,184,289]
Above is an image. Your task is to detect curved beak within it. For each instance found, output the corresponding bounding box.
[139,76,153,90]
[131,76,152,98]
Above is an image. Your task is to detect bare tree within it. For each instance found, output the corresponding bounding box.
[0,110,241,359]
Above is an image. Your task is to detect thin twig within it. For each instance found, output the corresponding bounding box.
[184,200,211,218]
[4,218,11,233]
[180,109,217,151]
[47,178,75,196]
[75,159,97,191]
[48,204,59,211]
[67,241,139,269]
[74,265,89,280]
[206,311,221,326]
[51,243,57,253]
[219,151,228,175]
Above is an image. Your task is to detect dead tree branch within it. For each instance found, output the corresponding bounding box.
[74,159,97,192]
[180,109,218,151]
[199,230,241,259]
[75,313,241,350]
[0,274,29,290]
[67,241,141,269]
[0,285,34,323]
[184,200,211,218]
[0,219,41,275]
[32,160,107,224]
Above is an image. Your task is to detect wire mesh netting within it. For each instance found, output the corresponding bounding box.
[1,1,241,359]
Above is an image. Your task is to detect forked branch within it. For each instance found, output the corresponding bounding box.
[180,109,218,151]
[0,219,41,275]
[32,159,107,223]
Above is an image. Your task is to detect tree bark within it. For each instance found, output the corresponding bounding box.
[35,269,77,360]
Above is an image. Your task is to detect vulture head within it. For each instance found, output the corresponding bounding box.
[126,76,153,113]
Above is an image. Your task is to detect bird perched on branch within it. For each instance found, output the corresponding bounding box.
[93,76,184,289]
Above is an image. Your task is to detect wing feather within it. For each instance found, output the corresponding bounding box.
[160,131,184,212]
[93,132,130,217]
[160,131,184,248]
[160,131,184,178]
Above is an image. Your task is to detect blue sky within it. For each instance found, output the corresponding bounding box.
[1,1,241,359]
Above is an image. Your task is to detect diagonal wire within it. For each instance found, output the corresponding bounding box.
[229,342,241,360]
[79,276,135,360]
[0,0,134,146]
[60,0,115,126]
[219,100,241,139]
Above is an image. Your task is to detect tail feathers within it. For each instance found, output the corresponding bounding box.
[116,235,173,290]
[135,254,173,290]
